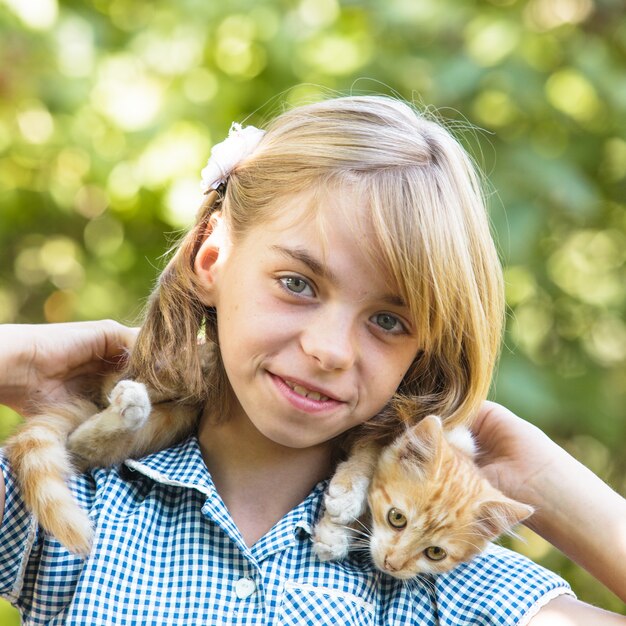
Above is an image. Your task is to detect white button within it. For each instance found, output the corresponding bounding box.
[234,577,256,599]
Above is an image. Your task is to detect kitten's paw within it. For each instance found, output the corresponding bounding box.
[67,381,150,470]
[312,517,351,561]
[324,476,369,524]
[109,381,151,430]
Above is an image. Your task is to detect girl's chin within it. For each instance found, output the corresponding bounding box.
[253,421,344,451]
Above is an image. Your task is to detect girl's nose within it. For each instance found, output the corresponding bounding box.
[300,309,356,371]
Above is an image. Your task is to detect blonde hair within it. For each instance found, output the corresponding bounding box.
[126,95,504,430]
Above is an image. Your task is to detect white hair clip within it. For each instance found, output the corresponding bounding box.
[200,122,265,193]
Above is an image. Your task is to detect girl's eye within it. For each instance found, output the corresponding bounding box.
[280,276,313,296]
[372,313,404,333]
[387,508,407,529]
[424,546,447,561]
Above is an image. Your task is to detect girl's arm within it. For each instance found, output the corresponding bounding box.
[0,321,137,415]
[472,401,626,604]
[529,594,626,624]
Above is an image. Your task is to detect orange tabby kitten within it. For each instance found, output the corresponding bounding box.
[314,414,533,579]
[2,346,216,556]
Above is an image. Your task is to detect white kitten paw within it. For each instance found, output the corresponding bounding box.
[312,517,351,561]
[324,476,369,524]
[109,380,151,430]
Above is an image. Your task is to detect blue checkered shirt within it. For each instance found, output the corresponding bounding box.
[1,437,572,625]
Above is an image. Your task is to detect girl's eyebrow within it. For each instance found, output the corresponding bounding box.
[270,244,407,308]
[270,245,337,282]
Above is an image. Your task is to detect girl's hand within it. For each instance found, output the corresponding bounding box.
[470,400,559,506]
[0,321,138,415]
[472,400,626,604]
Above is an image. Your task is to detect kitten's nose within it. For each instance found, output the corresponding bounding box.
[384,556,399,572]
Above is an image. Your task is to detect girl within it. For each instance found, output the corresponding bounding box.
[1,96,624,624]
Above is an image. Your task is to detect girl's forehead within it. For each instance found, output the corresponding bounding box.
[258,185,374,243]
[251,185,406,296]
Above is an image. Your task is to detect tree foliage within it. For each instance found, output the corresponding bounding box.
[0,0,624,619]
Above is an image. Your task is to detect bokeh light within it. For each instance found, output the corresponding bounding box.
[0,0,624,619]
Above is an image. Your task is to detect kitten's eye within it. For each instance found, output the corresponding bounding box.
[386,508,407,529]
[424,546,447,561]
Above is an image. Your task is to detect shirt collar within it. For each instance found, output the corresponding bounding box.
[123,436,217,498]
[122,436,329,546]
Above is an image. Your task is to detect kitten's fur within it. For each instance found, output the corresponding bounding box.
[313,414,533,579]
[2,345,217,556]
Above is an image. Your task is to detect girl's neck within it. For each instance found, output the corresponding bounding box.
[197,407,334,547]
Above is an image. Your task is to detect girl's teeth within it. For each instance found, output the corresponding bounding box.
[292,384,309,397]
[288,382,329,402]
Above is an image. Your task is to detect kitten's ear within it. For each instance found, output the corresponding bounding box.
[476,494,534,540]
[395,415,444,466]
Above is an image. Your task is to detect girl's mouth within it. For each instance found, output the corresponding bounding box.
[283,379,330,402]
[269,373,343,412]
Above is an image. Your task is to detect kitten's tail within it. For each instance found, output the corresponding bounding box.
[4,400,97,557]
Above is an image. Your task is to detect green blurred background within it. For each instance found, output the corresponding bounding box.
[0,0,624,621]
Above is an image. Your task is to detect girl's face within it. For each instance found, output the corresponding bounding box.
[195,189,421,450]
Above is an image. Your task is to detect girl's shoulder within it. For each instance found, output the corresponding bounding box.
[424,544,574,625]
[291,543,572,625]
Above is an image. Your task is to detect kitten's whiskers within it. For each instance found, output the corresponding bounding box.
[344,525,371,540]
[404,574,437,595]
[455,537,484,553]
[352,517,372,534]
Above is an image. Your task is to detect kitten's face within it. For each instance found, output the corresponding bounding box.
[368,415,532,579]
[368,456,491,578]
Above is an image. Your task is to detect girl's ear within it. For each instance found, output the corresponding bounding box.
[194,212,230,306]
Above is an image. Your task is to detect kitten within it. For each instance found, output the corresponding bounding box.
[2,345,216,556]
[313,414,533,579]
